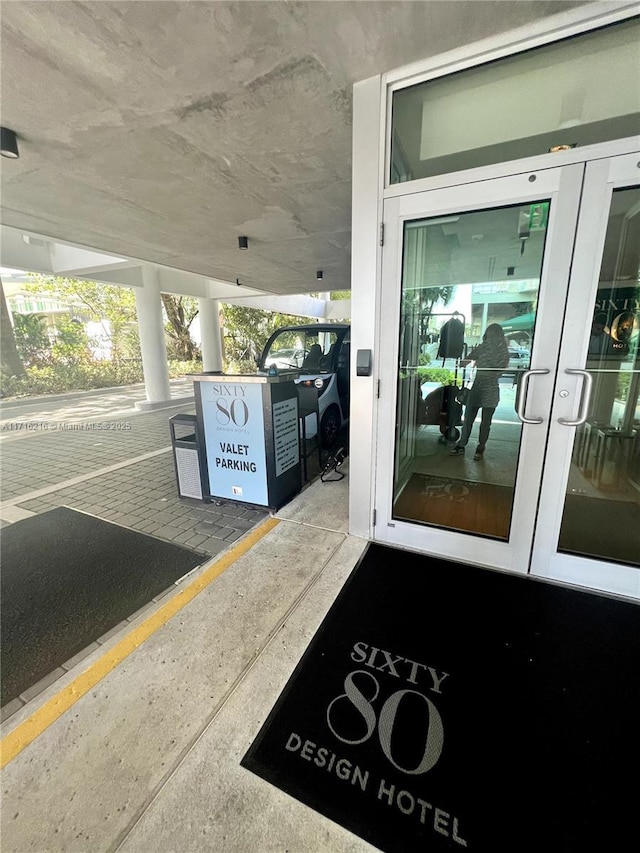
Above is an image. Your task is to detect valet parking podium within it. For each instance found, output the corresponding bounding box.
[192,373,302,511]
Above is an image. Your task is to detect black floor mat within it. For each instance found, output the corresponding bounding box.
[560,494,640,565]
[1,507,206,706]
[394,472,513,539]
[242,542,640,853]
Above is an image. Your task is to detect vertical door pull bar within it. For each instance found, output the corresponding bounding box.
[515,369,550,424]
[558,368,593,426]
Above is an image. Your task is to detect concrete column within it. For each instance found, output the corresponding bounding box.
[318,292,331,320]
[198,297,223,372]
[134,267,171,403]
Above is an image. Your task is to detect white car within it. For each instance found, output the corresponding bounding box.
[506,345,531,375]
[263,347,305,370]
[258,324,350,448]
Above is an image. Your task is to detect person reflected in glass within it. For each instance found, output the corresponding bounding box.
[450,323,510,459]
[588,312,610,357]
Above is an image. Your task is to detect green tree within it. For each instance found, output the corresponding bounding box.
[27,275,139,363]
[400,285,454,366]
[0,277,26,377]
[27,276,200,363]
[162,294,200,360]
[52,316,92,365]
[13,313,52,367]
[416,285,454,325]
[401,285,454,334]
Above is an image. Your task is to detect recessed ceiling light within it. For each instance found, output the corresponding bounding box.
[1,127,19,159]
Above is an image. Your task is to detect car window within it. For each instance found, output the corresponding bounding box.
[263,332,305,369]
[263,329,342,372]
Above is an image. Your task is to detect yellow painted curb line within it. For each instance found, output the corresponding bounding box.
[1,516,280,770]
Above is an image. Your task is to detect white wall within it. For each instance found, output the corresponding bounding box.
[349,75,384,539]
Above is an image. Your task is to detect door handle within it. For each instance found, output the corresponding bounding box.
[558,368,593,426]
[515,369,550,424]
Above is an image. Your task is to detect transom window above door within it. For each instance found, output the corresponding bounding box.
[390,17,640,184]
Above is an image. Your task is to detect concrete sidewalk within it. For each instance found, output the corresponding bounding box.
[0,383,269,555]
[0,463,373,853]
[0,378,194,424]
[1,383,331,722]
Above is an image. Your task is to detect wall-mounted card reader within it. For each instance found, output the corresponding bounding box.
[356,349,372,376]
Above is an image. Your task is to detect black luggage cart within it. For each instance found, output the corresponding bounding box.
[421,382,464,443]
[417,311,468,444]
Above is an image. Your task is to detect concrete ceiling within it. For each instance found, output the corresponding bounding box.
[1,1,585,295]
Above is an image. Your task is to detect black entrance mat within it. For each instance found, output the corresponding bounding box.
[394,473,512,539]
[1,507,206,707]
[242,543,640,853]
[560,494,640,566]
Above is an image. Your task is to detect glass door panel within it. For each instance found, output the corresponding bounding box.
[393,203,547,539]
[529,152,639,599]
[558,185,640,566]
[376,165,585,573]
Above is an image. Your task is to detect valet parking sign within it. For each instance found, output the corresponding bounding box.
[200,381,269,505]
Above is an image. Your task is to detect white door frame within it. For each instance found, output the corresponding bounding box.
[531,152,640,599]
[373,149,640,600]
[375,162,586,573]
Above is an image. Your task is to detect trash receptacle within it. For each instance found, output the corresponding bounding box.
[169,413,206,500]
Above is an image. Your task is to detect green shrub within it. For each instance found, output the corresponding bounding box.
[224,357,259,374]
[13,314,52,367]
[0,359,204,399]
[416,367,456,384]
[167,359,203,378]
[51,316,93,365]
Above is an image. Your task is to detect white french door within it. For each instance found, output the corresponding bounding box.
[375,152,639,599]
[532,153,640,598]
